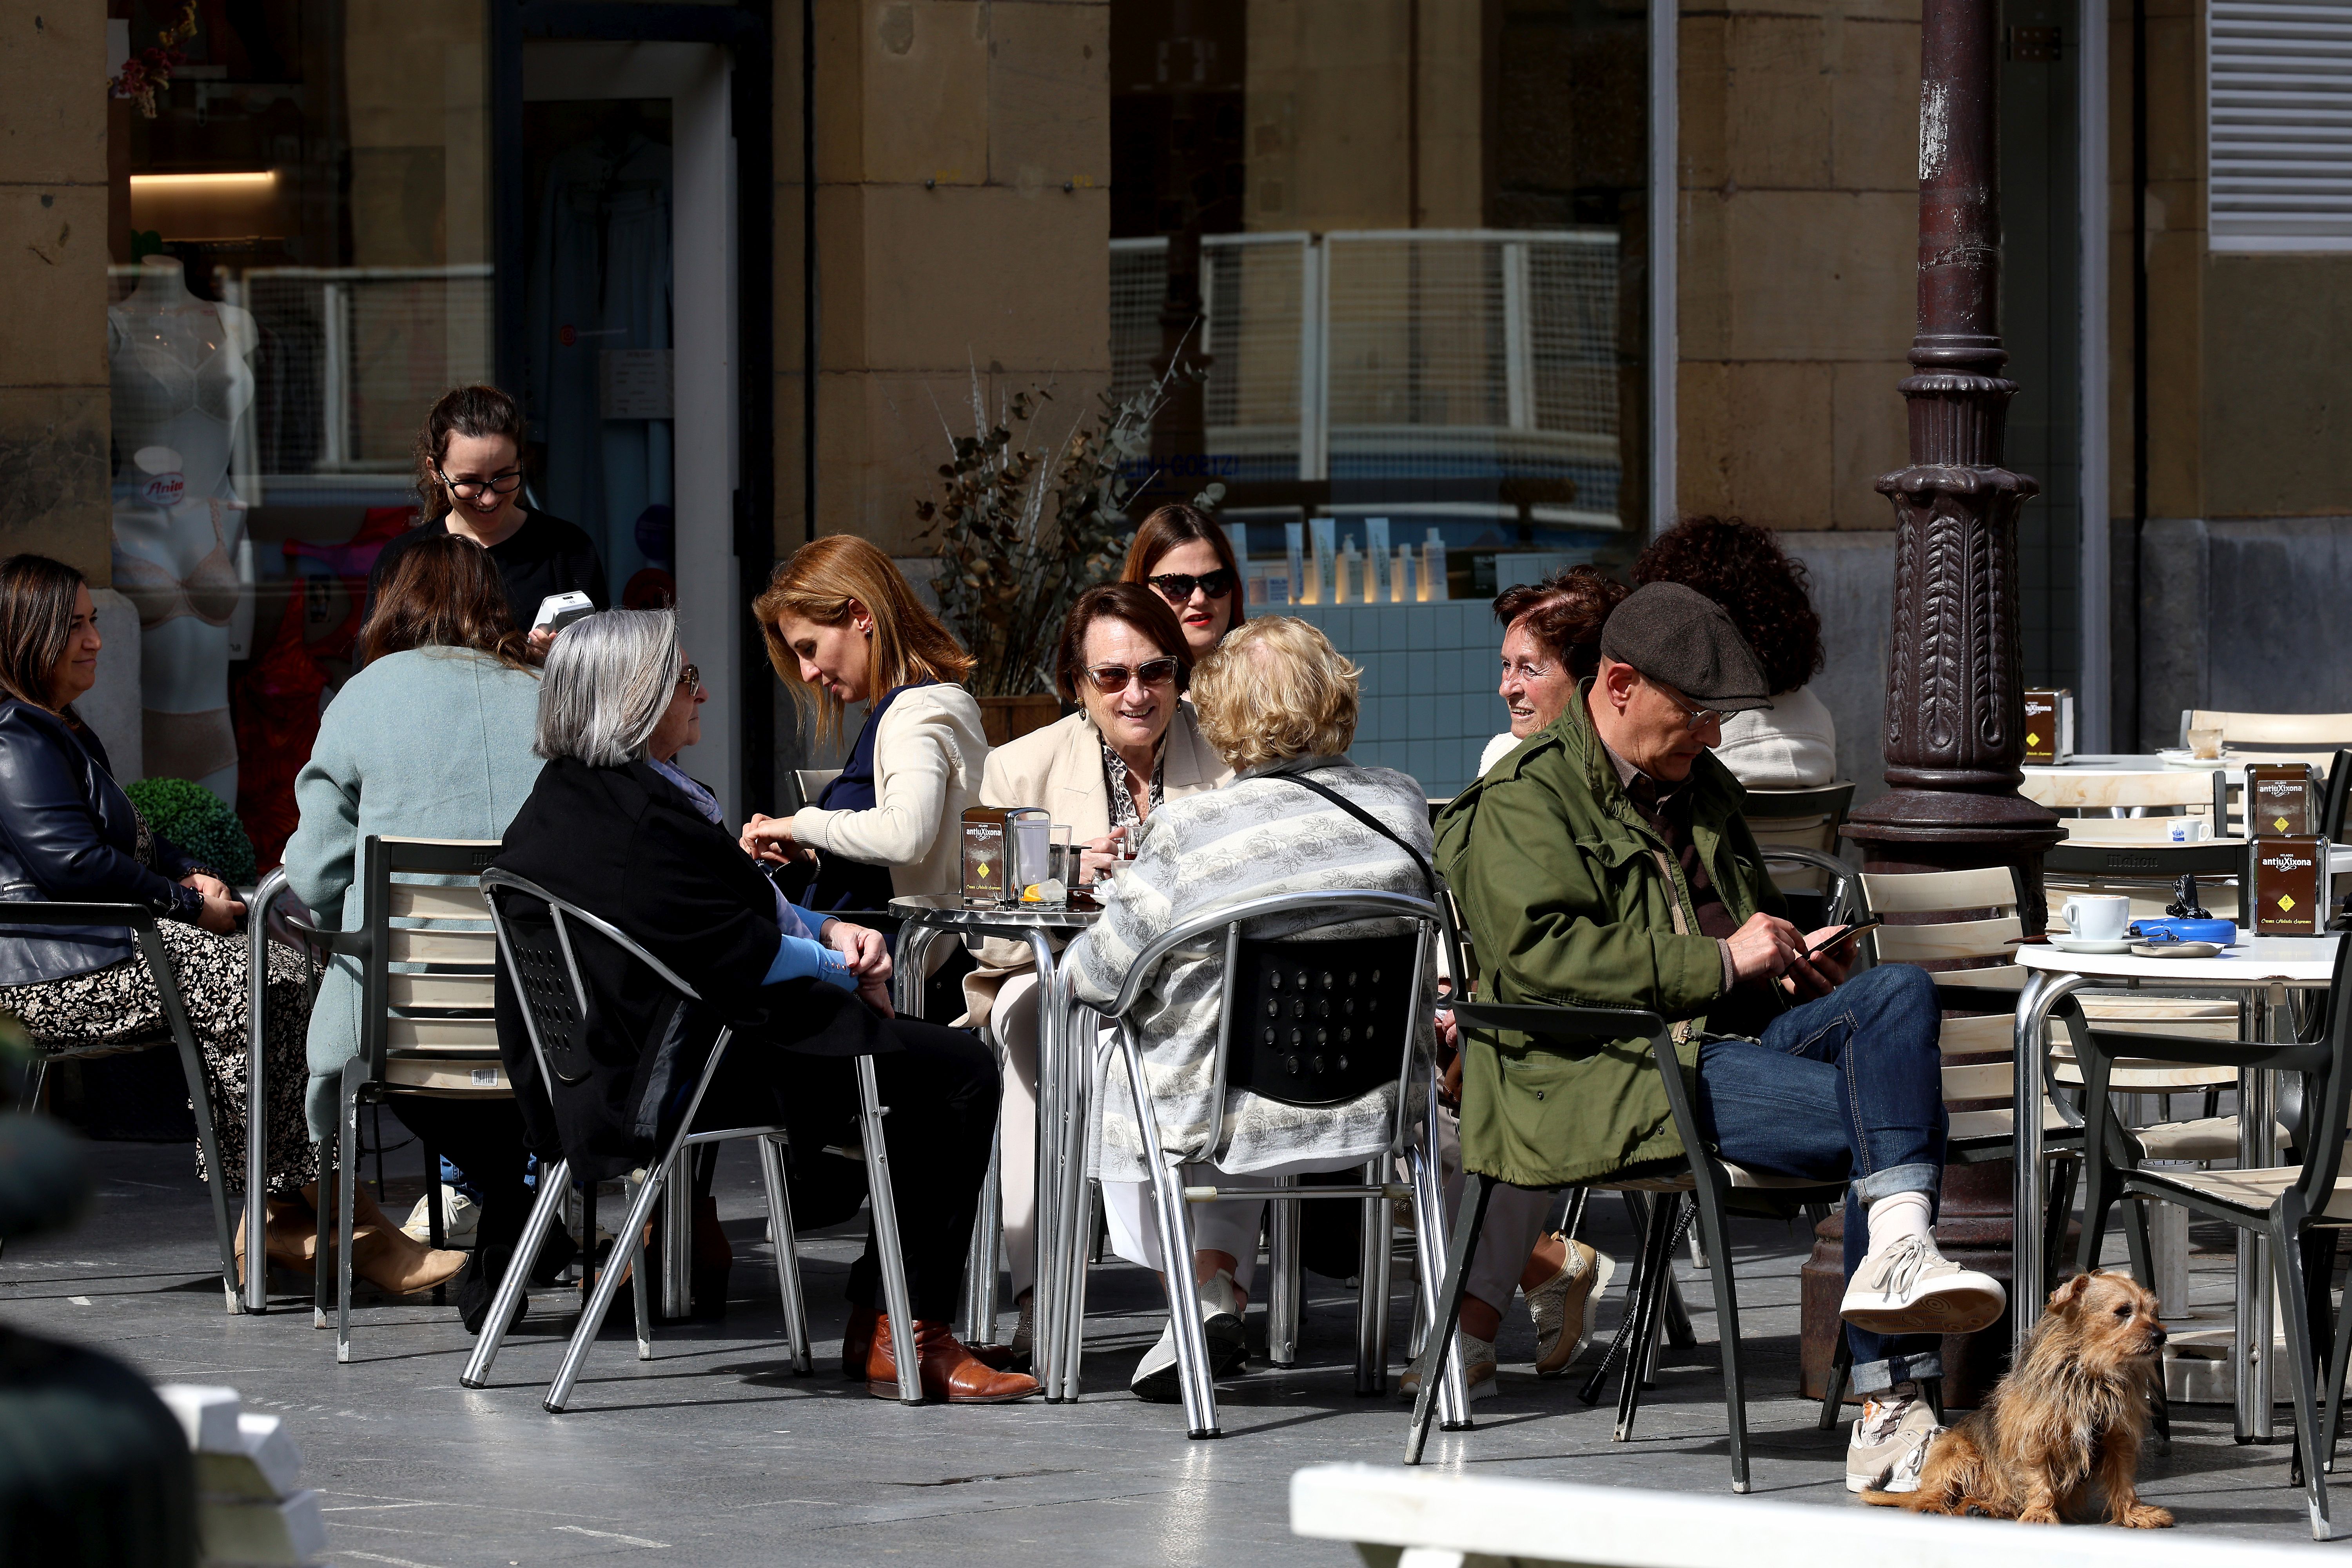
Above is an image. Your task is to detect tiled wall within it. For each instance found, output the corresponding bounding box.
[1280,602,1504,798]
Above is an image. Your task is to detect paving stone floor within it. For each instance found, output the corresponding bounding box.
[1,1136,2339,1565]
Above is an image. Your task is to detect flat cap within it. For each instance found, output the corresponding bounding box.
[1598,582,1772,713]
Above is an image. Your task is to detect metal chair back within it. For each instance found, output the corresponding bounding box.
[359,837,505,1096]
[1739,782,1855,895]
[2184,708,2352,751]
[1100,887,1439,1157]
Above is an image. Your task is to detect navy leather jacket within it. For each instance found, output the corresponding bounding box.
[0,697,208,986]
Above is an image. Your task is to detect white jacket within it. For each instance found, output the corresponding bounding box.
[788,683,988,899]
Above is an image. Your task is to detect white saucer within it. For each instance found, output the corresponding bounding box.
[2047,935,2135,953]
[2156,748,2241,767]
[2131,940,2226,959]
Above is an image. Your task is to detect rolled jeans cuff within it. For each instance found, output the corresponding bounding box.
[1853,1162,1939,1206]
[1851,1346,1944,1396]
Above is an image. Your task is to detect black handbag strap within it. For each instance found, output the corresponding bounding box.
[1274,769,1439,899]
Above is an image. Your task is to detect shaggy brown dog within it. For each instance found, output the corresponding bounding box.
[1863,1270,2173,1527]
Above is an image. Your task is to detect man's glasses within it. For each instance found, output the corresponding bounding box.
[437,466,525,499]
[677,662,702,696]
[1147,568,1236,603]
[1084,658,1181,694]
[1655,683,1727,732]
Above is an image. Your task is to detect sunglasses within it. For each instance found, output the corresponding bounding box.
[1147,568,1236,603]
[676,662,702,696]
[1084,658,1182,694]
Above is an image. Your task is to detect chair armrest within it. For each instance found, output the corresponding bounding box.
[1449,1000,1667,1045]
[2080,1028,2327,1074]
[0,900,158,930]
[283,917,368,958]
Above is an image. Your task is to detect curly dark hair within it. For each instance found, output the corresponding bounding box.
[1632,517,1824,694]
[1492,565,1630,682]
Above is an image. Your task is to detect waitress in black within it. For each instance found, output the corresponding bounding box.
[738,535,989,1016]
[365,385,608,655]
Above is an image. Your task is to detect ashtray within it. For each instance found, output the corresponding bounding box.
[2131,917,2237,945]
[2131,940,2224,959]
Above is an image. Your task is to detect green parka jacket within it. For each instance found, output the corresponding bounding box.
[1432,683,1789,1189]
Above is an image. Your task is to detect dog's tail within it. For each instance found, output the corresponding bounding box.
[1856,1488,1911,1509]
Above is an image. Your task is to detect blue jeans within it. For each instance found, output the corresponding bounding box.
[1693,962,1946,1394]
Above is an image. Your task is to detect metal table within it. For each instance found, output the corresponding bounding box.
[889,894,1101,1402]
[2013,932,2340,1440]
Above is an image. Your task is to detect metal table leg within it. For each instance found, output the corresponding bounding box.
[2011,971,2087,1368]
[2238,982,2288,1443]
[244,866,292,1314]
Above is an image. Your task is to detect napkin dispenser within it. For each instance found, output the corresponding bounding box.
[2249,835,2331,936]
[2246,763,2319,838]
[961,806,1051,906]
[2022,689,2074,764]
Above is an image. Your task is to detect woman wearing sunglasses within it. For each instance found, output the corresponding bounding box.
[363,386,608,661]
[958,583,1232,1364]
[1120,503,1244,662]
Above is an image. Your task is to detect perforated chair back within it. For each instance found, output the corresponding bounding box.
[1229,930,1423,1106]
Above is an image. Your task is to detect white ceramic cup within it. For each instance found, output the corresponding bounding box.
[2061,894,2132,941]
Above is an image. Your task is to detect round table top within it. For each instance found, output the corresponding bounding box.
[2025,751,2341,774]
[2018,929,2342,985]
[889,893,1101,930]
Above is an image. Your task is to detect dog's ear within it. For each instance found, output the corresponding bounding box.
[2047,1272,2093,1312]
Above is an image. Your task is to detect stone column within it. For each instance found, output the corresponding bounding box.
[1818,0,2064,1403]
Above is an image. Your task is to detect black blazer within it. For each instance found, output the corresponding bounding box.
[491,756,894,1179]
[0,697,206,986]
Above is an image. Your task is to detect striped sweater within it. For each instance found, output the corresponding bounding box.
[1067,755,1437,1184]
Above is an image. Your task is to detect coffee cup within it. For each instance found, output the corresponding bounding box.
[2061,894,2132,941]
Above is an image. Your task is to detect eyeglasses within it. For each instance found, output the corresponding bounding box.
[1084,658,1181,694]
[1147,568,1236,604]
[676,662,702,696]
[1654,683,1727,733]
[436,466,525,499]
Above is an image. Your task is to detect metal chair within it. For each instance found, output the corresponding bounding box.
[1079,887,1461,1440]
[0,900,242,1310]
[2183,708,2352,757]
[293,837,511,1359]
[465,869,918,1411]
[1741,782,1856,925]
[2073,931,2352,1540]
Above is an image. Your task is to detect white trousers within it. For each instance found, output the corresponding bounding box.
[987,971,1045,1299]
[1101,1151,1364,1299]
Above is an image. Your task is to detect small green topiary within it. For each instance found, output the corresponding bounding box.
[123,777,258,887]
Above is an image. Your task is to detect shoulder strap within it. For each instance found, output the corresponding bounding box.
[1273,769,1437,898]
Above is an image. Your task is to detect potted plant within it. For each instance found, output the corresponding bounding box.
[917,363,1221,745]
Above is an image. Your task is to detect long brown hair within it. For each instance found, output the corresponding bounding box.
[359,532,535,670]
[412,384,527,524]
[1054,582,1192,702]
[1118,503,1247,633]
[0,554,88,713]
[752,535,974,740]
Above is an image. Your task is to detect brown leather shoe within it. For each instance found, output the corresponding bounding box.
[866,1316,1042,1403]
[842,1303,879,1379]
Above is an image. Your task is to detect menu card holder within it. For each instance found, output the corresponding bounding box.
[2023,689,2074,764]
[960,806,1051,907]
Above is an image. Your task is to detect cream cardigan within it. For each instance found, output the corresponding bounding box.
[788,683,988,899]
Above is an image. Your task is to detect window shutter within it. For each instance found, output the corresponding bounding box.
[2210,0,2352,250]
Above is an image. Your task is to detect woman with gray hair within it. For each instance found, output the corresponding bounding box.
[1065,615,1439,1403]
[490,610,1038,1402]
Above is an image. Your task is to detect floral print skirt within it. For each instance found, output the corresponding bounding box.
[0,922,317,1196]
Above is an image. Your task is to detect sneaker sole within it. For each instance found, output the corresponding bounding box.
[1537,1251,1617,1378]
[1839,1283,2005,1336]
[1845,1468,1921,1495]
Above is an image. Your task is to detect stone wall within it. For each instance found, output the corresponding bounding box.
[0,1,111,577]
[1675,0,1919,532]
[799,0,1112,555]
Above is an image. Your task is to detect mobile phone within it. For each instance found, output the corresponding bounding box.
[534,590,596,633]
[1806,919,1882,958]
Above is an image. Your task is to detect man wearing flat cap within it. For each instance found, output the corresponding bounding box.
[1434,580,1999,1495]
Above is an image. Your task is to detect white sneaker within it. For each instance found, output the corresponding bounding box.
[399,1184,479,1247]
[1396,1333,1498,1402]
[1131,1269,1249,1403]
[1844,1381,1942,1493]
[1527,1238,1616,1376]
[1839,1234,2005,1334]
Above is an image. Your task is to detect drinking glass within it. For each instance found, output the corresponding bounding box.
[2187,726,2225,760]
[1048,824,1074,906]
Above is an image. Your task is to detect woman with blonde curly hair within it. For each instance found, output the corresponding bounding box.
[1064,615,1437,1403]
[739,535,984,912]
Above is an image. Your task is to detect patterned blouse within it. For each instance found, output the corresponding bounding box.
[1098,735,1166,834]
